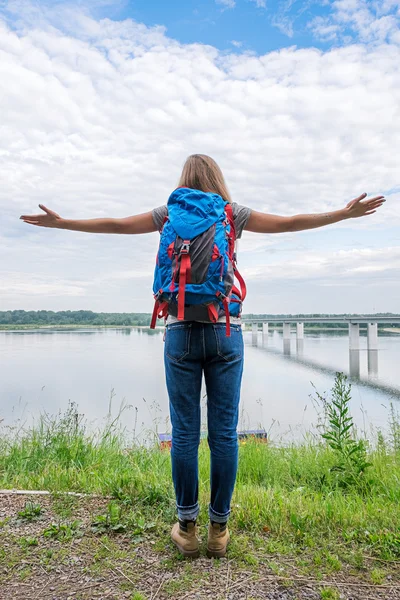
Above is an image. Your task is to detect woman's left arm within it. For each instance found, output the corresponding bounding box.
[245,193,386,234]
[20,206,157,234]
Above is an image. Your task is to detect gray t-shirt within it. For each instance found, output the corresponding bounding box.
[152,202,251,324]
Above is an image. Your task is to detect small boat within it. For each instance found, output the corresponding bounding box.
[158,429,267,450]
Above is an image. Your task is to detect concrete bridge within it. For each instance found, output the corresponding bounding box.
[241,316,400,380]
[242,316,400,350]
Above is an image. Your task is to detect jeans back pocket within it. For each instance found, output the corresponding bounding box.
[213,324,243,362]
[165,323,192,363]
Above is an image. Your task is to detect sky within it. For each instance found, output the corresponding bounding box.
[1,0,399,315]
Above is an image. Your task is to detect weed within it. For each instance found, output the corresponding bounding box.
[17,501,43,521]
[18,536,38,548]
[18,566,32,581]
[312,372,372,488]
[388,402,400,453]
[91,501,126,534]
[43,520,82,541]
[325,552,342,572]
[320,588,340,600]
[370,567,386,584]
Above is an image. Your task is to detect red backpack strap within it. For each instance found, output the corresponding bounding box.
[224,203,236,259]
[177,240,191,320]
[216,292,231,337]
[159,215,169,233]
[150,300,159,329]
[207,303,219,323]
[150,295,169,329]
[222,297,231,337]
[224,203,236,238]
[225,204,247,302]
[233,266,247,302]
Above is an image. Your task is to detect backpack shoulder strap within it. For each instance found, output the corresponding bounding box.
[224,202,247,303]
[224,203,236,240]
[159,215,169,233]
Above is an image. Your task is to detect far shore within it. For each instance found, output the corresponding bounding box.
[1,324,400,333]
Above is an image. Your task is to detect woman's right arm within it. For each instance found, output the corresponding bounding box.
[19,204,157,234]
[244,193,385,234]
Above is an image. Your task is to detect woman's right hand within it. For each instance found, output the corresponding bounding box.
[20,204,63,228]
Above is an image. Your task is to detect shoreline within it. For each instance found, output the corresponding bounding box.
[2,324,400,333]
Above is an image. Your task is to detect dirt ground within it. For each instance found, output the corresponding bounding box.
[0,492,399,600]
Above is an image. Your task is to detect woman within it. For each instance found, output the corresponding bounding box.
[20,154,385,559]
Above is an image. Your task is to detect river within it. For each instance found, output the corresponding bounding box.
[1,327,399,444]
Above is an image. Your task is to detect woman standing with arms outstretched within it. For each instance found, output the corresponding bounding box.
[20,154,385,558]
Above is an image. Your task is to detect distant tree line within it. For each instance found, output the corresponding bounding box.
[0,310,151,327]
[1,310,399,329]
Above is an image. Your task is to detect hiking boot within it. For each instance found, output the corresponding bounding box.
[171,521,200,558]
[206,521,230,558]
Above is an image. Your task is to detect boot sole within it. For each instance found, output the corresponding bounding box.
[171,538,200,558]
[206,539,229,559]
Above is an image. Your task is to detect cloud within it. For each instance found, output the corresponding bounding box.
[248,0,267,7]
[244,246,400,282]
[216,0,236,9]
[309,0,400,44]
[0,1,399,313]
[271,0,297,38]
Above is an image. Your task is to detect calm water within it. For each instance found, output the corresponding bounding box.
[1,327,400,444]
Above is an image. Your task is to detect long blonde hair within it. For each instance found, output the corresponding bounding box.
[178,154,232,203]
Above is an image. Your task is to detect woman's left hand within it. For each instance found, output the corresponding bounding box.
[345,193,385,218]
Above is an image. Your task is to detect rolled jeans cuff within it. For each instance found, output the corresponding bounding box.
[208,503,230,523]
[177,502,199,522]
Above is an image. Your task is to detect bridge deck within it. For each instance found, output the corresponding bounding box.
[242,317,400,324]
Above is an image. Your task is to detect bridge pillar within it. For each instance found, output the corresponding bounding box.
[252,323,258,335]
[349,323,360,350]
[296,322,304,340]
[283,322,291,340]
[262,323,269,335]
[367,323,378,350]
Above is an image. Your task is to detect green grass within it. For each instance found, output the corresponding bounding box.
[1,375,399,574]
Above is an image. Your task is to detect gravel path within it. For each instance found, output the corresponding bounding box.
[1,493,399,600]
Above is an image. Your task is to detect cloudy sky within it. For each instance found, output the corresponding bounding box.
[1,0,399,315]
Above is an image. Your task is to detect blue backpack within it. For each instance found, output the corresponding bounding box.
[150,187,246,336]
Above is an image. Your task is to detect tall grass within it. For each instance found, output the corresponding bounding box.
[0,373,399,559]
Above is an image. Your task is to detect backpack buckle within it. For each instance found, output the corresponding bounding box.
[216,291,229,302]
[180,240,191,254]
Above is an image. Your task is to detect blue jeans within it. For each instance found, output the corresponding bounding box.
[164,321,244,524]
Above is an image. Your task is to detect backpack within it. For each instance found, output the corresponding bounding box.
[150,187,246,336]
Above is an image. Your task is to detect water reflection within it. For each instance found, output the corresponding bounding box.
[349,350,360,379]
[283,339,291,356]
[350,349,380,381]
[368,350,379,377]
[249,332,400,400]
[296,339,304,357]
